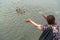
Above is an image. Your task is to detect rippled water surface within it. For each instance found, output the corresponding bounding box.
[0,0,60,40]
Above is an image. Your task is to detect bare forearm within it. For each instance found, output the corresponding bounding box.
[30,20,42,30]
[43,15,47,19]
[30,21,39,27]
[42,13,47,19]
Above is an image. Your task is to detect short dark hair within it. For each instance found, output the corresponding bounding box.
[46,15,55,25]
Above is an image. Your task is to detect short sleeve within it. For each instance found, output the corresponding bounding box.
[41,25,48,31]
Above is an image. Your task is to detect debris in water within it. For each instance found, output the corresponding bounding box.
[16,7,25,14]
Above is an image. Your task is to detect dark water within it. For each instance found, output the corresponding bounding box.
[0,0,60,40]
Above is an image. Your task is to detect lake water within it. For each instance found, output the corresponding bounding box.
[0,0,60,40]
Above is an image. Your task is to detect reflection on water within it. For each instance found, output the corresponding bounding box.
[0,0,60,40]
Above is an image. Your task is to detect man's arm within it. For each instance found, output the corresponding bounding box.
[42,13,47,19]
[25,19,43,30]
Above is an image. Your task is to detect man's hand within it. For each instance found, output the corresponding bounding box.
[42,13,47,19]
[25,18,32,23]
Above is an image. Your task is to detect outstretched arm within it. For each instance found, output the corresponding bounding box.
[42,13,47,19]
[25,19,43,30]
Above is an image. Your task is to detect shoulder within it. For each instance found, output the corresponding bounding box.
[42,24,48,28]
[41,24,48,30]
[53,24,59,28]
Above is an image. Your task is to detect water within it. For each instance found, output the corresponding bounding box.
[0,0,60,40]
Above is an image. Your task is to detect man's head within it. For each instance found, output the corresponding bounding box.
[46,15,55,25]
